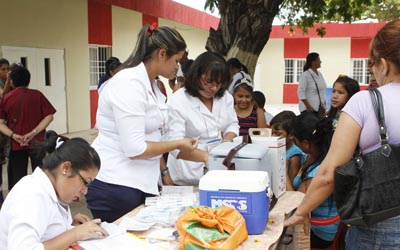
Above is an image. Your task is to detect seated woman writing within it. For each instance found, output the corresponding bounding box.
[0,131,108,250]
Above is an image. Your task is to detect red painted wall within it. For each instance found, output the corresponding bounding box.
[270,22,385,39]
[284,38,309,58]
[283,84,299,104]
[351,38,372,58]
[88,0,113,127]
[88,0,112,45]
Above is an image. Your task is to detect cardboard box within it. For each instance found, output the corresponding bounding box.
[199,170,269,235]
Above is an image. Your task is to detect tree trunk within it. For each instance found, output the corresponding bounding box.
[206,0,283,77]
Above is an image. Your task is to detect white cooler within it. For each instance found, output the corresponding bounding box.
[199,170,269,235]
[209,137,286,197]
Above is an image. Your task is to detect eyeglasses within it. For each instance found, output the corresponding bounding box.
[73,169,90,187]
[200,76,222,88]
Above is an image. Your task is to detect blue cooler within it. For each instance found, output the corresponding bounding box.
[199,170,269,235]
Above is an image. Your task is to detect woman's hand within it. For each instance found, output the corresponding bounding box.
[178,138,198,152]
[71,218,109,242]
[284,211,310,235]
[72,213,91,226]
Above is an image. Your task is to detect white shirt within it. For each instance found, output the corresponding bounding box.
[167,88,239,185]
[298,69,327,112]
[0,168,73,250]
[93,63,168,195]
[228,71,252,94]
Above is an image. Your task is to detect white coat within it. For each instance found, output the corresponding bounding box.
[93,63,168,195]
[167,88,239,185]
[0,168,73,250]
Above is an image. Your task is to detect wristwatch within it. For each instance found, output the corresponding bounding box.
[161,167,169,177]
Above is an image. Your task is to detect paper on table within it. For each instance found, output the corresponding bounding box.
[78,232,161,250]
[119,216,156,231]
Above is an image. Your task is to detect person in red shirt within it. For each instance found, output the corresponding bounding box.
[0,65,56,190]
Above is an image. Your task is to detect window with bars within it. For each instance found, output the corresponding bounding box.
[284,59,306,83]
[350,59,371,84]
[89,45,112,86]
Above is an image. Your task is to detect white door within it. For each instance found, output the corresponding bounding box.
[1,46,68,133]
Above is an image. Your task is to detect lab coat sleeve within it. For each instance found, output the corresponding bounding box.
[7,192,50,250]
[108,79,147,157]
[167,94,187,158]
[222,93,239,136]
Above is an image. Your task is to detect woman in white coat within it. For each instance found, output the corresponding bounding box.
[86,23,197,222]
[167,51,239,185]
[0,131,108,250]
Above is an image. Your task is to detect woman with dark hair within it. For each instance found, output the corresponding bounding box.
[0,131,108,250]
[86,23,197,222]
[285,20,400,248]
[167,51,239,185]
[327,75,360,129]
[97,56,121,90]
[298,52,327,115]
[288,113,338,249]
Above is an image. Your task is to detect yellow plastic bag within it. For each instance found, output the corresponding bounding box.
[176,206,248,250]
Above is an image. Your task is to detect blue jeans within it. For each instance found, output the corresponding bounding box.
[346,217,400,250]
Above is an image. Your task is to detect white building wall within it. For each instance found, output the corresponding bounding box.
[255,38,285,104]
[310,38,351,87]
[112,6,142,63]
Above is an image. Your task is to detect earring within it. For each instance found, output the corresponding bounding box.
[63,170,66,175]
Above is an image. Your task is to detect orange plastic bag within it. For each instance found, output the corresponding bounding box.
[176,206,248,250]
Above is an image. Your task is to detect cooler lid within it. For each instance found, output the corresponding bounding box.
[210,142,268,159]
[199,170,269,192]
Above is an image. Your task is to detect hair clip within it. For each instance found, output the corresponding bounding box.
[312,129,317,135]
[146,22,158,37]
[56,137,64,150]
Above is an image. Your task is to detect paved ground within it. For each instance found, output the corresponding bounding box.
[1,104,300,218]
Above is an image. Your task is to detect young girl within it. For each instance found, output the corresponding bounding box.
[270,111,303,186]
[233,78,266,136]
[0,131,108,250]
[288,113,338,249]
[327,76,359,129]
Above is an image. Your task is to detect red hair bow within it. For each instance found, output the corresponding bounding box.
[147,22,158,37]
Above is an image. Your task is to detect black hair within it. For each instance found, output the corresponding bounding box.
[105,57,121,76]
[292,112,333,169]
[185,51,231,98]
[226,57,249,74]
[270,110,296,134]
[121,24,186,69]
[303,52,320,72]
[37,130,100,172]
[10,65,30,87]
[181,59,194,76]
[253,91,266,108]
[328,76,360,119]
[0,58,10,67]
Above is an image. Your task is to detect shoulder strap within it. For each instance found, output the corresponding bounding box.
[368,88,387,142]
[309,71,322,105]
[368,88,391,156]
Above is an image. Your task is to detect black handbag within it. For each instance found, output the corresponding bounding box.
[334,88,400,226]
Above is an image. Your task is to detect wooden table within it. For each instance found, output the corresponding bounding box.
[115,191,307,250]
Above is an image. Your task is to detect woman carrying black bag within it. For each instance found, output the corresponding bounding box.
[284,20,400,249]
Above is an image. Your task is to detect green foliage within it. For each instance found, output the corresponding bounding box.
[204,0,398,37]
